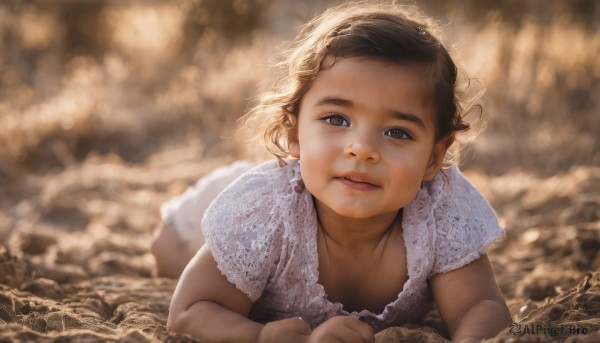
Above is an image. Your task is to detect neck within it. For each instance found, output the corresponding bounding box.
[314,198,401,254]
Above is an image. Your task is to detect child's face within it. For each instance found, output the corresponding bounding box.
[289,57,447,219]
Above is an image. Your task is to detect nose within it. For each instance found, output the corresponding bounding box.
[343,132,380,163]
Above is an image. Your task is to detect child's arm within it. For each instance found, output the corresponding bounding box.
[430,254,511,343]
[167,244,374,342]
[167,245,311,342]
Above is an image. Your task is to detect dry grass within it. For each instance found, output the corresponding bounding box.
[451,14,600,175]
[0,3,598,342]
[0,0,597,189]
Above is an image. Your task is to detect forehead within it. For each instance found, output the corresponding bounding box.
[321,55,428,80]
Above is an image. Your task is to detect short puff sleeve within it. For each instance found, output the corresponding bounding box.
[429,166,504,276]
[201,161,284,302]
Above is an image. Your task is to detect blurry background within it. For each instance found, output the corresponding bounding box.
[0,0,598,275]
[0,2,599,341]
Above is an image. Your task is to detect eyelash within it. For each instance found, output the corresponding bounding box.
[321,113,350,127]
[384,128,412,140]
[320,113,413,140]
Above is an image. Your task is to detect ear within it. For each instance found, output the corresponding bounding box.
[423,136,453,181]
[288,141,300,158]
[287,114,300,158]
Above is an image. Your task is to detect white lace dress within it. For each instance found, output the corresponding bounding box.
[161,159,504,332]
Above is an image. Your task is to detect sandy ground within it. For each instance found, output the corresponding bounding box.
[0,1,598,341]
[0,147,598,342]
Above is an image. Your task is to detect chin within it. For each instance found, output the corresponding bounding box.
[330,205,378,219]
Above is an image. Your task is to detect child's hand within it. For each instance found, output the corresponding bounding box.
[308,316,374,343]
[257,317,312,343]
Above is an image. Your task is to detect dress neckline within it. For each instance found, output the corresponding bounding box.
[305,197,416,319]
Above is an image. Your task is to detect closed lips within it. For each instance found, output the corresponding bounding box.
[340,176,376,186]
[336,173,380,189]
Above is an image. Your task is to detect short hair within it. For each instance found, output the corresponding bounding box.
[243,2,476,165]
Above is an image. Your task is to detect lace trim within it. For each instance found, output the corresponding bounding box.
[201,160,504,330]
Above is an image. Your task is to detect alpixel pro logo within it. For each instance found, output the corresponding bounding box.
[510,322,589,337]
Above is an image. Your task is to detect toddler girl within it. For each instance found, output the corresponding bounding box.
[153,2,511,342]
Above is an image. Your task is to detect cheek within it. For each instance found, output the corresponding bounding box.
[388,166,424,201]
[386,149,432,182]
[299,160,324,195]
[387,144,431,165]
[297,124,327,153]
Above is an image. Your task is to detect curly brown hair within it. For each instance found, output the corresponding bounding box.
[241,1,478,165]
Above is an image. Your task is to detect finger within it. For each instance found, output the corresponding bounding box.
[332,328,365,343]
[343,318,375,343]
[291,317,312,335]
[259,318,312,343]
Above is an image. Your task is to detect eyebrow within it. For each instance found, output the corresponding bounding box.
[314,96,428,130]
[314,96,354,108]
[392,112,427,130]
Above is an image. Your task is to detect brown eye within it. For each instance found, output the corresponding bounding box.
[385,128,411,140]
[323,114,350,127]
